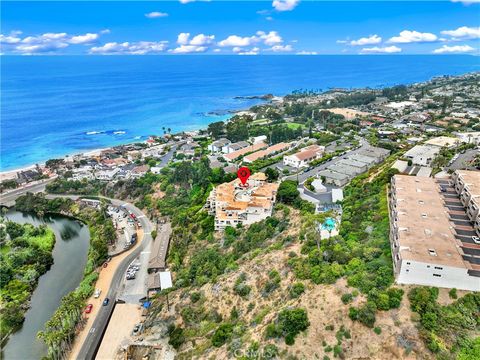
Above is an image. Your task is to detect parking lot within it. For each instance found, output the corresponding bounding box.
[107,206,140,255]
[118,241,151,304]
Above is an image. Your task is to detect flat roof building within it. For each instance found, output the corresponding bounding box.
[452,170,480,236]
[389,175,479,291]
[317,169,350,187]
[403,144,441,166]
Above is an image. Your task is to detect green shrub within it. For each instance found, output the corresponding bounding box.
[190,292,201,303]
[341,293,353,304]
[373,327,382,335]
[448,288,457,299]
[212,323,234,347]
[289,282,305,298]
[167,325,185,349]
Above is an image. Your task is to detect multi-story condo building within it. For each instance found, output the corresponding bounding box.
[389,175,479,291]
[452,170,480,236]
[205,172,278,231]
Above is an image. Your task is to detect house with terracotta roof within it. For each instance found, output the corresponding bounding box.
[223,142,267,162]
[205,172,278,230]
[283,144,325,168]
[243,142,292,163]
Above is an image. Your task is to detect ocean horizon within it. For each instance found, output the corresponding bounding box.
[2,55,479,171]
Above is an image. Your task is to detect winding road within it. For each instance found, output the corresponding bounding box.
[2,188,155,360]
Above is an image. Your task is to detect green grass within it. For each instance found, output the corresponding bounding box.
[26,229,55,251]
[286,122,305,130]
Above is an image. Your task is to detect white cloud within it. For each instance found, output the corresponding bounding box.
[360,46,402,54]
[213,48,221,53]
[441,26,480,40]
[177,33,191,45]
[232,47,243,53]
[219,30,285,48]
[1,30,107,54]
[336,40,348,44]
[89,41,168,55]
[350,34,381,46]
[257,31,283,45]
[296,50,317,55]
[218,35,257,47]
[269,44,293,52]
[15,42,69,54]
[272,0,300,12]
[169,45,207,54]
[175,32,215,53]
[388,30,437,43]
[179,0,211,3]
[69,33,100,44]
[266,16,274,21]
[0,31,22,44]
[189,33,215,45]
[433,44,476,53]
[238,47,260,55]
[100,29,111,34]
[145,12,168,18]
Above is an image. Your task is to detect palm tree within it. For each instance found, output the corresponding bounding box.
[167,127,171,134]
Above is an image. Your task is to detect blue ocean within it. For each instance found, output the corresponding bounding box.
[1,55,479,171]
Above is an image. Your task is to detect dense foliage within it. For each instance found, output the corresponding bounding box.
[13,193,114,358]
[0,222,55,338]
[265,308,310,345]
[408,287,480,358]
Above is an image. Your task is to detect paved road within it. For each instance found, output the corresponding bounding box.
[44,194,154,360]
[158,144,179,168]
[0,178,55,207]
[285,137,369,184]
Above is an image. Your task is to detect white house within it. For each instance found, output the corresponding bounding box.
[283,145,325,168]
[208,138,231,153]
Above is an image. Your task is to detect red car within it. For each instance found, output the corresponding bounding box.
[85,304,93,314]
[103,262,108,268]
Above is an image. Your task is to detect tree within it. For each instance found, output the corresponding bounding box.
[277,180,299,204]
[207,121,225,140]
[265,167,279,182]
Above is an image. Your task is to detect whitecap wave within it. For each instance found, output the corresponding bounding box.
[113,131,126,135]
[86,131,104,135]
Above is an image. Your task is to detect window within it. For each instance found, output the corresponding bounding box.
[433,274,441,277]
[406,262,411,265]
[434,266,443,270]
[428,249,437,256]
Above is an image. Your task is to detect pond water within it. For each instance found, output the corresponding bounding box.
[1,210,90,360]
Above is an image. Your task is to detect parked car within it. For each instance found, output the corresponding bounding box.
[85,304,93,313]
[103,298,110,306]
[473,236,480,245]
[103,262,108,268]
[94,289,102,298]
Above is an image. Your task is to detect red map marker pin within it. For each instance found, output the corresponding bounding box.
[237,167,251,186]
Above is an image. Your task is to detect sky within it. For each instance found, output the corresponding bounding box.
[1,1,479,55]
